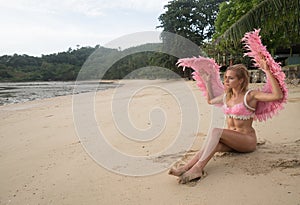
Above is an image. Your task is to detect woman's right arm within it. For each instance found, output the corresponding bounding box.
[252,59,283,102]
[205,74,224,105]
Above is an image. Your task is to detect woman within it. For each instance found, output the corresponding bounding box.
[169,60,284,184]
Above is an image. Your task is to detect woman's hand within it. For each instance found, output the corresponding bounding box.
[253,53,283,102]
[258,54,269,71]
[198,70,211,82]
[260,59,269,71]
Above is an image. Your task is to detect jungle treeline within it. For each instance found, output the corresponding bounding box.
[0,44,182,82]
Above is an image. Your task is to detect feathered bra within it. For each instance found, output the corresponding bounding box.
[177,29,288,122]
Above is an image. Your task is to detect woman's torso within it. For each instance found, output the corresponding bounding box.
[226,117,256,136]
[223,90,257,136]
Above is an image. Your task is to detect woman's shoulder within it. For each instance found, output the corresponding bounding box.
[244,89,260,102]
[246,88,267,102]
[244,89,258,109]
[246,88,259,96]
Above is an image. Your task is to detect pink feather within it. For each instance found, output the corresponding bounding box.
[242,29,288,121]
[177,56,224,106]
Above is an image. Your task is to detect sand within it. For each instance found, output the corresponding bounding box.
[0,80,299,205]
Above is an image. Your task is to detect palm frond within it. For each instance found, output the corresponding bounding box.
[216,0,300,46]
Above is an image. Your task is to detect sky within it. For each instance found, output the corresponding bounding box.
[0,0,169,56]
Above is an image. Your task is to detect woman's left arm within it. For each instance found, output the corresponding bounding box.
[252,60,284,102]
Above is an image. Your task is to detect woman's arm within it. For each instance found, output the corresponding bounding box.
[252,60,284,102]
[203,73,224,105]
[207,94,224,105]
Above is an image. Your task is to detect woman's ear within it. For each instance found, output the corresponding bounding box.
[239,78,244,85]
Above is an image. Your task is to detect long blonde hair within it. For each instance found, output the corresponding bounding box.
[225,64,250,100]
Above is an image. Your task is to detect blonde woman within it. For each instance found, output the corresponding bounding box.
[169,60,284,183]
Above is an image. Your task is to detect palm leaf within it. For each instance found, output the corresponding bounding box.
[216,0,300,46]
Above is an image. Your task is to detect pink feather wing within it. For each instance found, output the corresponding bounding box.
[242,29,288,121]
[177,56,224,104]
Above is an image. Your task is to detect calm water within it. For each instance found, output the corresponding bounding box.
[0,81,118,105]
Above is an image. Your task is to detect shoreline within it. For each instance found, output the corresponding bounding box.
[0,80,119,106]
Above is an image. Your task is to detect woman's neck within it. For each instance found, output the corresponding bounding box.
[231,88,244,98]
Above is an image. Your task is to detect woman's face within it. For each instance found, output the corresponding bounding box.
[224,70,243,89]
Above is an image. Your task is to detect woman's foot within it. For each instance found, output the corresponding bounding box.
[178,164,204,184]
[168,166,187,177]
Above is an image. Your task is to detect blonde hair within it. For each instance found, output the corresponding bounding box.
[225,64,250,100]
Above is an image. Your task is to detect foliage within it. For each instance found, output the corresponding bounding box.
[0,46,97,82]
[158,0,226,45]
[214,0,300,50]
[0,44,185,82]
[102,43,182,80]
[214,0,260,39]
[156,0,226,75]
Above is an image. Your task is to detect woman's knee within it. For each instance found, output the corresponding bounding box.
[211,128,223,138]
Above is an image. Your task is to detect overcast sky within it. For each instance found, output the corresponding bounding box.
[0,0,169,56]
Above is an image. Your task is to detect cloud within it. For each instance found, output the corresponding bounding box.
[0,0,169,56]
[1,0,169,16]
[100,0,169,12]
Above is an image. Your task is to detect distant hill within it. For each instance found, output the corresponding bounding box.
[0,43,186,82]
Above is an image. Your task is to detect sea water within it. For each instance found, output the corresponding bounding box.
[0,81,118,105]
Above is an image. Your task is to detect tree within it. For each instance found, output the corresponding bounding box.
[156,0,226,74]
[214,0,260,39]
[158,0,226,45]
[0,46,98,82]
[214,0,300,50]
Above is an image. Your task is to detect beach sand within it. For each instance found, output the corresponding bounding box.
[0,80,299,205]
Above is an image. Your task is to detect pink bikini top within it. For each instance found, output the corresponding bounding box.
[223,90,256,120]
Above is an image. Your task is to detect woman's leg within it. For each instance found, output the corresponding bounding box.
[169,128,232,177]
[218,128,257,152]
[178,142,231,183]
[179,128,256,184]
[169,150,204,176]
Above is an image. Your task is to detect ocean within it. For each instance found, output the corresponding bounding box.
[0,81,118,105]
